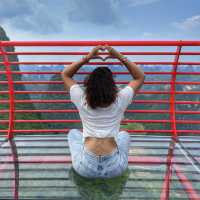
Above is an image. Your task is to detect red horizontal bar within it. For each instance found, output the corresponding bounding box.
[1,71,200,75]
[1,61,200,65]
[175,81,200,85]
[0,51,175,55]
[1,119,200,124]
[1,129,200,134]
[1,99,200,104]
[0,81,171,85]
[0,71,165,75]
[0,109,167,114]
[1,51,200,55]
[0,119,170,123]
[1,40,200,46]
[0,99,72,103]
[0,91,68,94]
[0,155,162,164]
[0,129,171,133]
[1,90,200,95]
[1,109,199,115]
[0,109,79,113]
[2,155,199,165]
[1,81,200,85]
[0,61,172,65]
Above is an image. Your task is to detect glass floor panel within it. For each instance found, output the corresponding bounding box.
[0,134,200,200]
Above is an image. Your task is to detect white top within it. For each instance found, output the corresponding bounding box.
[69,84,135,142]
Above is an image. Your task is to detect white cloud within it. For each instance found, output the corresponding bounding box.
[0,0,120,34]
[1,0,199,41]
[0,0,66,34]
[173,15,200,30]
[110,0,160,9]
[127,0,160,7]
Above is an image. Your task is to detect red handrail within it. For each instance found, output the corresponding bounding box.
[1,40,200,46]
[0,40,200,136]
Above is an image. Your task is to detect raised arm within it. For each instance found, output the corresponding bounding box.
[105,45,145,94]
[61,45,105,91]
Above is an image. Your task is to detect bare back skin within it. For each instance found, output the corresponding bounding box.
[84,137,117,155]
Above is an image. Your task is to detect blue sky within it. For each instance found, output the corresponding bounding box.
[0,0,200,40]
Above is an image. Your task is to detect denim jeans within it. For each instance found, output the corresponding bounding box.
[68,129,130,179]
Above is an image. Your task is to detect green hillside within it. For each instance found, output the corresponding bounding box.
[0,26,44,135]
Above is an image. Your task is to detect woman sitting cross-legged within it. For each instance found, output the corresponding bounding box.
[61,45,145,178]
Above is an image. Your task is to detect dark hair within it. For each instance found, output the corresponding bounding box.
[83,66,118,109]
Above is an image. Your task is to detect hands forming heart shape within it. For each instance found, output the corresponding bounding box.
[87,45,115,61]
[92,55,113,61]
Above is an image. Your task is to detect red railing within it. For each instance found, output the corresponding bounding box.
[0,40,200,200]
[1,40,200,138]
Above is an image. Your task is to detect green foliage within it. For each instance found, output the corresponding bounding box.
[121,122,145,131]
[39,73,81,130]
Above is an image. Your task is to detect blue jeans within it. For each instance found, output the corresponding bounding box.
[68,129,130,179]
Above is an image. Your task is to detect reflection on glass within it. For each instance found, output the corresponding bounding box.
[69,167,130,200]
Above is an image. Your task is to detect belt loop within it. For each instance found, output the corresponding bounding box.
[99,155,102,163]
[82,141,85,158]
[116,144,119,154]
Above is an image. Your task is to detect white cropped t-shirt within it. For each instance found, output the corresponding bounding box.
[69,84,135,142]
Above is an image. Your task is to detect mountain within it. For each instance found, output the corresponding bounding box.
[20,63,200,132]
[0,26,45,133]
[41,73,81,129]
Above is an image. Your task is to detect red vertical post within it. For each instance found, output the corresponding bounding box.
[173,164,200,199]
[0,42,15,139]
[9,139,19,200]
[160,44,182,200]
[0,42,18,200]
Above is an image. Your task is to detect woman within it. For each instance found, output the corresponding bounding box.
[62,45,145,178]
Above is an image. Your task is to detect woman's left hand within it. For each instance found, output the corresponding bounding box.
[85,45,105,61]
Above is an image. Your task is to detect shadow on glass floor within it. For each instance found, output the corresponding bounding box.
[69,167,130,200]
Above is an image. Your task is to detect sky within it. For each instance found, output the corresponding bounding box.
[0,0,200,41]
